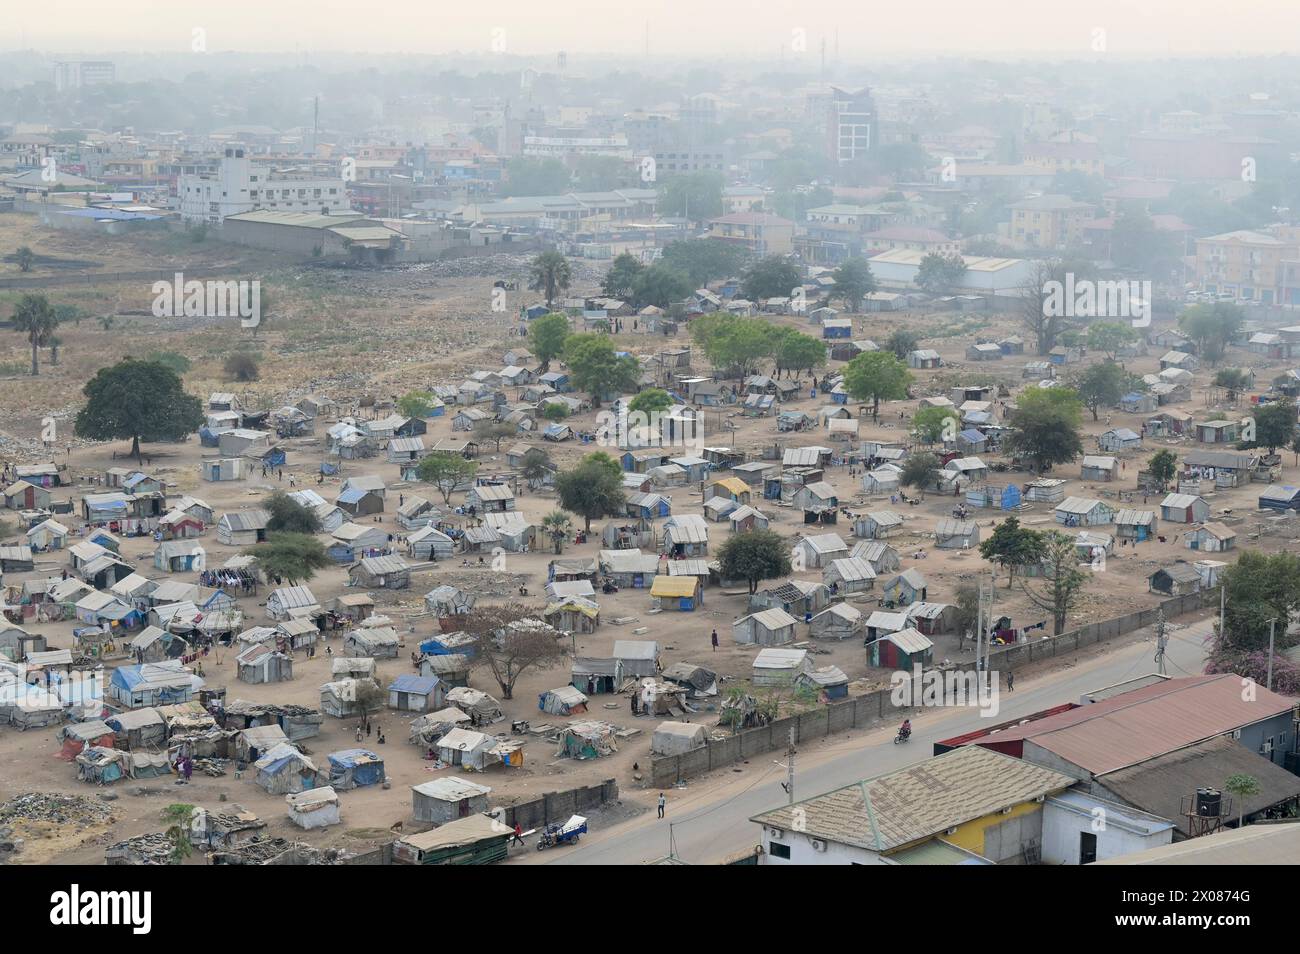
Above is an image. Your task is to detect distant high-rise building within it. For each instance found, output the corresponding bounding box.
[827,86,875,164]
[53,61,116,91]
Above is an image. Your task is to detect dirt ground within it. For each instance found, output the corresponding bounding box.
[2,217,1298,863]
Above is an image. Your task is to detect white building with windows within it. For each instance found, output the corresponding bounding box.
[179,145,350,225]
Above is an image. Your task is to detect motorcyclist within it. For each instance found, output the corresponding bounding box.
[899,719,912,739]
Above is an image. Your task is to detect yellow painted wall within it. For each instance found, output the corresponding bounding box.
[943,800,1042,856]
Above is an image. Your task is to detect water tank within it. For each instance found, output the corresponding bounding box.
[1196,787,1222,817]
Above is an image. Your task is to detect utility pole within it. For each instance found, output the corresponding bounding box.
[1219,584,1226,641]
[1267,618,1277,691]
[1153,608,1168,676]
[774,725,796,804]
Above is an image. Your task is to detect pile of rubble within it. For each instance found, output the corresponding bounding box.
[0,792,114,828]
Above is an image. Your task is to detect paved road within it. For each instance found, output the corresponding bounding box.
[523,615,1216,865]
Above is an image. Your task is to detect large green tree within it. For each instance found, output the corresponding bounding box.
[831,257,876,312]
[718,528,792,594]
[528,312,571,371]
[246,532,331,585]
[601,252,645,300]
[416,453,478,504]
[914,253,967,295]
[1180,302,1243,366]
[842,350,912,421]
[1074,360,1134,421]
[1251,398,1297,453]
[266,490,322,535]
[631,263,694,309]
[563,333,639,406]
[658,171,724,220]
[1004,385,1084,474]
[555,452,625,531]
[74,359,203,461]
[979,517,1046,587]
[659,239,745,287]
[690,313,777,378]
[12,293,60,376]
[1020,530,1091,635]
[741,255,801,301]
[771,329,826,379]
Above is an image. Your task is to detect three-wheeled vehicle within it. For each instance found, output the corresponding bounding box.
[537,814,587,850]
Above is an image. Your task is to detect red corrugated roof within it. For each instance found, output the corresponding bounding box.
[975,674,1296,775]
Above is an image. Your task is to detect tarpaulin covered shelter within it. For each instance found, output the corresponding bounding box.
[445,687,505,726]
[538,685,588,716]
[661,662,718,698]
[408,706,471,747]
[651,721,707,756]
[106,707,166,750]
[59,720,116,760]
[286,786,340,830]
[319,678,381,718]
[436,728,515,771]
[327,748,386,790]
[254,743,322,794]
[571,657,623,695]
[555,720,619,760]
[411,776,492,824]
[392,814,512,865]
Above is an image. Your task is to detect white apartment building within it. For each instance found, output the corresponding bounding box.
[53,61,116,91]
[178,145,350,225]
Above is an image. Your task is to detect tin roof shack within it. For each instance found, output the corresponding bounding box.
[284,785,340,830]
[749,579,832,619]
[934,518,980,550]
[109,661,194,709]
[733,608,799,647]
[326,748,386,790]
[253,743,322,794]
[796,532,849,569]
[1054,497,1115,528]
[652,721,708,757]
[216,509,270,547]
[419,653,471,688]
[752,647,811,687]
[872,626,935,669]
[1186,522,1236,553]
[883,569,927,606]
[662,514,709,557]
[409,707,472,747]
[105,707,167,750]
[1148,564,1202,596]
[750,745,1073,865]
[319,678,382,719]
[437,727,522,770]
[1258,484,1300,511]
[344,621,401,659]
[854,509,904,540]
[388,674,444,713]
[1159,493,1210,525]
[265,585,320,621]
[823,557,877,596]
[237,643,294,684]
[412,776,493,825]
[445,687,506,726]
[613,640,660,678]
[392,813,513,865]
[348,555,411,590]
[809,603,864,641]
[556,720,619,760]
[800,665,850,701]
[649,574,702,611]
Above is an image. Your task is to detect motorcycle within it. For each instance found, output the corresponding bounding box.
[893,727,912,745]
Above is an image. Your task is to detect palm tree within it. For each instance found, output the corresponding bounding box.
[529,250,572,308]
[542,510,573,555]
[12,294,59,376]
[47,335,62,366]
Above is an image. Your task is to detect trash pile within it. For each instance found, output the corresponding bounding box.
[0,792,114,828]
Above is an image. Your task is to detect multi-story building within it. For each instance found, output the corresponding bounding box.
[1195,229,1300,305]
[1021,136,1105,177]
[826,86,875,164]
[861,226,960,256]
[53,61,116,91]
[1009,194,1096,249]
[177,145,350,225]
[706,212,794,256]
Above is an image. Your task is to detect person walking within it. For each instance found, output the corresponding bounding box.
[657,793,666,819]
[711,628,719,651]
[1006,671,1015,692]
[512,822,525,846]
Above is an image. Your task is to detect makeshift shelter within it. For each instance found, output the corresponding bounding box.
[799,665,850,701]
[437,728,519,771]
[105,708,167,750]
[344,622,400,659]
[651,721,707,757]
[253,743,322,795]
[733,608,799,646]
[571,657,623,695]
[59,720,116,760]
[613,640,660,678]
[872,627,934,669]
[392,814,513,865]
[409,706,472,747]
[327,748,386,790]
[411,777,492,824]
[388,674,444,713]
[555,721,619,760]
[649,574,702,610]
[286,786,340,830]
[236,643,294,684]
[660,662,718,698]
[539,685,589,716]
[319,678,381,719]
[810,603,864,641]
[752,648,811,686]
[445,687,505,726]
[544,596,600,634]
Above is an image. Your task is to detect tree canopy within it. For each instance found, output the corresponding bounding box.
[979,517,1046,586]
[831,257,876,311]
[1003,385,1084,474]
[74,358,204,461]
[528,312,572,370]
[12,293,59,376]
[843,350,912,420]
[563,333,640,406]
[416,453,478,504]
[555,452,626,531]
[717,528,792,594]
[246,532,331,585]
[1179,302,1243,366]
[266,490,322,535]
[741,256,801,302]
[528,250,572,308]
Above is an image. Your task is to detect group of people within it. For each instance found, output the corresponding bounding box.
[355,716,385,745]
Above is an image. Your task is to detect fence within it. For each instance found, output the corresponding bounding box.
[502,779,619,831]
[650,588,1221,787]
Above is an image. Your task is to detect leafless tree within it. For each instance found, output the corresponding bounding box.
[463,602,567,699]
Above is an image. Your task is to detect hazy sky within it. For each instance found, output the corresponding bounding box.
[5,0,1300,57]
